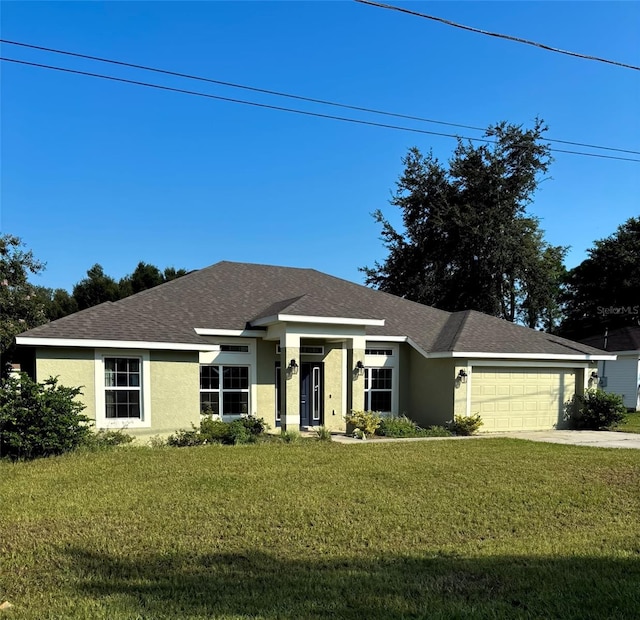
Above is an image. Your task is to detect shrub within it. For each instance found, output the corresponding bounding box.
[422,425,453,437]
[448,413,483,436]
[82,429,134,451]
[227,419,252,445]
[376,415,422,438]
[200,416,231,443]
[345,410,382,437]
[240,415,269,437]
[0,374,91,460]
[147,435,167,448]
[280,429,301,443]
[315,426,332,441]
[166,428,206,447]
[566,389,627,430]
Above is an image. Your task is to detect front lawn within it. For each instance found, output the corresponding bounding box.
[617,411,640,433]
[1,439,639,619]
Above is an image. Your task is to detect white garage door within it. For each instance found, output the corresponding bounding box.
[471,367,576,431]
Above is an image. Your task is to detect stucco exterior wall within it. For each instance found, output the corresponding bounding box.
[256,339,278,428]
[322,343,345,431]
[398,343,412,415]
[143,351,200,441]
[36,347,96,420]
[408,351,456,427]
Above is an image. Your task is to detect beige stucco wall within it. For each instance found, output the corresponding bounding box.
[322,343,345,431]
[36,347,96,420]
[255,339,278,428]
[35,347,200,442]
[142,351,200,441]
[398,343,412,415]
[408,351,456,427]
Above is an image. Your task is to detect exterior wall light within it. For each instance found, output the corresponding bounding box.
[288,359,299,374]
[591,371,599,380]
[355,360,365,377]
[457,369,468,384]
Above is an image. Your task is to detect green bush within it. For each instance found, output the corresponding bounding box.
[375,416,454,438]
[566,389,627,430]
[82,429,134,451]
[315,426,332,441]
[240,415,269,437]
[280,429,301,443]
[448,413,483,436]
[227,419,252,445]
[422,425,453,437]
[0,374,91,460]
[376,415,422,438]
[166,428,206,447]
[200,416,231,443]
[345,410,382,437]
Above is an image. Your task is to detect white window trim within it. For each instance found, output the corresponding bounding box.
[363,367,397,415]
[95,350,151,429]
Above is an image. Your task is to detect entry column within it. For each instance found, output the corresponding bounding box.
[280,333,301,430]
[347,336,366,412]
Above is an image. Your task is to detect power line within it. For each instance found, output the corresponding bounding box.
[2,56,639,163]
[1,38,638,157]
[355,0,640,72]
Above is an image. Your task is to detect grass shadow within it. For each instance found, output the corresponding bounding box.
[63,547,640,619]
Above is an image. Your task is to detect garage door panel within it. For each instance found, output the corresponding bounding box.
[471,367,575,431]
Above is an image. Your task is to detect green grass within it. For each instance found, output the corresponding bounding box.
[617,411,640,433]
[1,439,640,619]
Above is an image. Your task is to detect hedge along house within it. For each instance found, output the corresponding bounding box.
[15,262,613,440]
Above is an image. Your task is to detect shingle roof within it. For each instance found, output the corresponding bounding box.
[580,326,640,352]
[19,261,604,357]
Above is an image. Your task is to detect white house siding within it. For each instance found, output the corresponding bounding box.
[599,355,640,410]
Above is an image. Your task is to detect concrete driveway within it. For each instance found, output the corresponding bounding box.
[490,430,640,450]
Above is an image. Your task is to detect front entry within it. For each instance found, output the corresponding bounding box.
[300,362,323,427]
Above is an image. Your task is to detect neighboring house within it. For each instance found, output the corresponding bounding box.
[580,327,640,411]
[15,261,612,439]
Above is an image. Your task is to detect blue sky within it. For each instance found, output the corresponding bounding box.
[2,1,639,292]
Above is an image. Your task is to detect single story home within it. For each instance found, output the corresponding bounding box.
[15,261,612,439]
[580,326,640,411]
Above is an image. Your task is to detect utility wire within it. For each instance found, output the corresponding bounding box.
[2,57,639,163]
[2,38,638,156]
[355,0,640,72]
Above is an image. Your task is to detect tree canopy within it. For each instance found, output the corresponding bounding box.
[0,235,48,369]
[362,120,566,330]
[560,217,640,340]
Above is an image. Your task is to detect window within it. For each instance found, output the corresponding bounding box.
[275,362,282,426]
[200,365,249,415]
[364,367,392,412]
[220,344,249,353]
[104,357,141,419]
[276,345,324,355]
[365,348,393,356]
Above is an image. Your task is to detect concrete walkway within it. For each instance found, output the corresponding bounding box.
[330,430,640,449]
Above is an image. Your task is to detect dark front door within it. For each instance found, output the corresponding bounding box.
[300,362,323,427]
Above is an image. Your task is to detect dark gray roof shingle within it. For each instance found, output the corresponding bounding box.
[19,261,604,357]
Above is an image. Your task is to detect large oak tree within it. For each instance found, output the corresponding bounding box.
[363,120,566,330]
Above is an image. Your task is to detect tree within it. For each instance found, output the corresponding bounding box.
[362,120,566,329]
[72,264,121,311]
[0,235,48,370]
[560,217,640,340]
